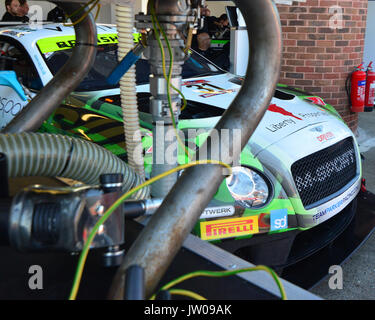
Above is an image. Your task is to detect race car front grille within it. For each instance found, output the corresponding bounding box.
[291,137,357,208]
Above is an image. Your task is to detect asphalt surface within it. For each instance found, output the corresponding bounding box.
[309,112,375,300]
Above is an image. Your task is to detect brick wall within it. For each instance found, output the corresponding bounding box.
[276,0,369,132]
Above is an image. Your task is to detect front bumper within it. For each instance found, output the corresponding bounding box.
[217,189,375,289]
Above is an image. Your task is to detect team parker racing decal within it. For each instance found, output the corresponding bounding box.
[311,180,360,224]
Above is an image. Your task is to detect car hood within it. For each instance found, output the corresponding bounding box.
[73,73,341,156]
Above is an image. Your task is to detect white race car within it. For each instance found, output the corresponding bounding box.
[0,24,363,274]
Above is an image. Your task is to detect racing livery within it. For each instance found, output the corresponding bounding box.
[0,24,362,267]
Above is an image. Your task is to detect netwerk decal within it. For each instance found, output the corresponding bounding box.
[200,206,235,219]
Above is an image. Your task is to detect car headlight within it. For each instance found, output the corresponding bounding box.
[226,166,271,208]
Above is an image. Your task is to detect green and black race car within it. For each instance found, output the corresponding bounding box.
[0,23,363,273]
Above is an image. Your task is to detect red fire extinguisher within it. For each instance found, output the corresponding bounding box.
[365,62,375,112]
[350,63,367,112]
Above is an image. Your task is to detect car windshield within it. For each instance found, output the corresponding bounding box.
[40,42,225,92]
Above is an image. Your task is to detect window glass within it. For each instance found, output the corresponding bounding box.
[0,38,43,90]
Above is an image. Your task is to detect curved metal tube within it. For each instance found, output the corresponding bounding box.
[108,0,282,300]
[2,2,97,133]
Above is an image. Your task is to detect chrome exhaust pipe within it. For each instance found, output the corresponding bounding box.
[108,0,282,299]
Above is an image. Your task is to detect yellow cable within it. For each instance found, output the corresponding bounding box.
[68,160,231,300]
[150,6,191,160]
[150,11,187,111]
[64,0,100,27]
[184,27,194,53]
[168,289,207,300]
[150,266,287,300]
[94,3,101,21]
[63,0,97,22]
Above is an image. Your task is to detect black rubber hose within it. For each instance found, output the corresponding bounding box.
[123,201,145,219]
[124,265,145,300]
[0,198,11,245]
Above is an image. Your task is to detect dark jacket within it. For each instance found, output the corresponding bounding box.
[1,12,29,22]
[47,7,65,22]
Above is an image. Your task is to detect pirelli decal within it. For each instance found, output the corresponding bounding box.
[200,216,259,241]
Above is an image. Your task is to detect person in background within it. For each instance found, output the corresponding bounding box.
[2,0,29,22]
[192,31,229,71]
[47,5,65,22]
[200,5,211,18]
[2,0,21,21]
[193,31,215,59]
[199,5,217,35]
[211,14,230,39]
[17,0,29,21]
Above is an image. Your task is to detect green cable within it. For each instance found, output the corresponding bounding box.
[64,0,100,27]
[168,289,207,300]
[63,0,97,24]
[69,160,232,300]
[151,266,288,300]
[150,4,187,112]
[150,3,176,129]
[150,4,191,160]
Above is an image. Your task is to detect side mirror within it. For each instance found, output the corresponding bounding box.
[0,70,27,101]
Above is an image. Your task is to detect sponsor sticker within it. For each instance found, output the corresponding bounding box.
[199,89,236,98]
[305,97,327,106]
[258,212,271,230]
[312,180,360,224]
[268,104,302,121]
[200,206,235,219]
[265,118,297,133]
[199,88,236,98]
[316,131,335,142]
[37,34,118,54]
[270,208,288,231]
[310,125,323,133]
[182,80,209,86]
[200,216,259,241]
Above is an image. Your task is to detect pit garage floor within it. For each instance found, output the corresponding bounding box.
[309,112,375,300]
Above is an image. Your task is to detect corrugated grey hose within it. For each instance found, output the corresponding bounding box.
[0,133,149,199]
